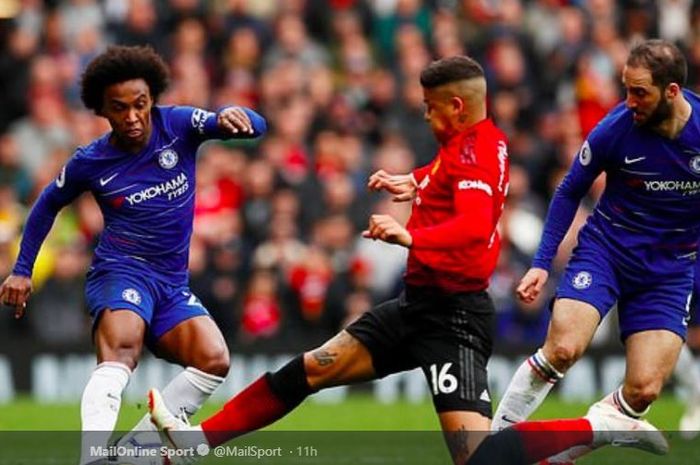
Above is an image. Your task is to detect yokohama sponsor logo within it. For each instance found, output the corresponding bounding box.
[126,173,189,205]
[458,179,493,196]
[643,180,700,192]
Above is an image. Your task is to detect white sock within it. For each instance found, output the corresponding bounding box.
[492,349,564,431]
[79,362,131,465]
[613,386,649,418]
[118,367,224,445]
[675,344,700,401]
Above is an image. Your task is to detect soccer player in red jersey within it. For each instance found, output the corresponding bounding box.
[149,55,509,465]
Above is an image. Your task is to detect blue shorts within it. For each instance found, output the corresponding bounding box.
[556,236,692,341]
[85,268,211,341]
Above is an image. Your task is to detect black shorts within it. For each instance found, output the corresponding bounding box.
[346,285,494,417]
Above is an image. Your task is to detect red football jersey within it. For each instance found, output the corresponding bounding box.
[405,118,509,292]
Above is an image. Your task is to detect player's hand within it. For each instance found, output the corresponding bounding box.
[516,268,548,304]
[367,170,417,202]
[0,274,32,319]
[362,214,413,247]
[217,106,254,135]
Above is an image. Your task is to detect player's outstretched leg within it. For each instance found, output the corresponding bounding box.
[149,354,317,451]
[675,344,700,439]
[466,405,667,465]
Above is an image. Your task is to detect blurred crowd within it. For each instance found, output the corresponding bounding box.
[2,0,700,352]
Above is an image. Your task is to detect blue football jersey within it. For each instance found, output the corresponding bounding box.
[534,90,700,276]
[14,105,266,283]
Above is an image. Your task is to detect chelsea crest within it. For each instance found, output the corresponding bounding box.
[690,155,700,174]
[159,149,179,169]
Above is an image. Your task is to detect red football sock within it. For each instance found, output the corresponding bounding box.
[201,375,289,447]
[513,418,593,463]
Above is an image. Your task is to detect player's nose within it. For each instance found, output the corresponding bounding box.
[125,108,139,123]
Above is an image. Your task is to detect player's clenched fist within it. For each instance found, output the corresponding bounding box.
[516,267,548,303]
[0,274,32,319]
[217,106,254,135]
[362,214,413,247]
[367,170,417,202]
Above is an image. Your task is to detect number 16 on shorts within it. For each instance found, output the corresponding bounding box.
[429,363,458,395]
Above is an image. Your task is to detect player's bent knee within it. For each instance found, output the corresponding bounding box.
[192,346,230,377]
[546,343,582,371]
[99,345,142,371]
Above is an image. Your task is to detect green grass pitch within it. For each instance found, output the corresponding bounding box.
[0,395,697,464]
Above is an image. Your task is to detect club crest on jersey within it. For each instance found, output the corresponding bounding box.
[579,141,592,166]
[572,271,592,290]
[158,149,179,169]
[122,288,142,305]
[690,155,700,174]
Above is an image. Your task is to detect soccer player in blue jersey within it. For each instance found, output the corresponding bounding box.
[492,39,700,462]
[0,45,266,464]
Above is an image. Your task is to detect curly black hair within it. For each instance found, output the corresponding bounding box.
[80,45,170,114]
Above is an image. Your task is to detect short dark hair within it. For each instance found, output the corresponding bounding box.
[627,39,687,89]
[419,56,485,89]
[80,45,170,113]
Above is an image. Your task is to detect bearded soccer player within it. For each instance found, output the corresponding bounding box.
[0,45,266,464]
[147,55,508,465]
[490,39,700,463]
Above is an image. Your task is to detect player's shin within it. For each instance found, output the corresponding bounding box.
[492,349,563,430]
[79,362,132,465]
[117,367,224,448]
[201,354,316,446]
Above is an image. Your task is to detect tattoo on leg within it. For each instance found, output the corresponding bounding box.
[312,349,338,366]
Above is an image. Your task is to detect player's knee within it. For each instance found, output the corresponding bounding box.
[100,345,141,371]
[546,342,582,371]
[192,345,230,377]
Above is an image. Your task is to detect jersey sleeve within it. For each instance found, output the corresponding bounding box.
[531,124,610,271]
[12,153,90,277]
[168,105,267,143]
[409,153,497,249]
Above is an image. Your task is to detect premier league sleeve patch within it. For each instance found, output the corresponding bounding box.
[191,108,215,135]
[578,140,592,167]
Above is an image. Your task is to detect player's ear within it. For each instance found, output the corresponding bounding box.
[450,95,465,113]
[666,82,680,99]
